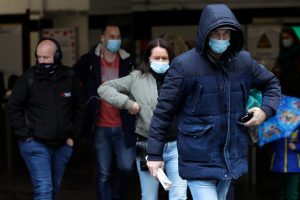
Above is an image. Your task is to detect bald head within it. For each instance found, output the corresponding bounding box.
[36,39,58,64]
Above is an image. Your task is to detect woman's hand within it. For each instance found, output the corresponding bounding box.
[129,102,140,115]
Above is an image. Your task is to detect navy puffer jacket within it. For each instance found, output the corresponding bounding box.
[147,4,281,180]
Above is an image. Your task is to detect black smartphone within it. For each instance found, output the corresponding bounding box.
[239,112,254,123]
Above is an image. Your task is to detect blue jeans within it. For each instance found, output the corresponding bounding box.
[137,140,187,200]
[19,139,73,200]
[94,127,135,200]
[188,179,231,200]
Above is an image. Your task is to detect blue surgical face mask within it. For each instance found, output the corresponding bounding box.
[282,39,293,48]
[150,59,170,74]
[106,39,121,53]
[208,38,230,54]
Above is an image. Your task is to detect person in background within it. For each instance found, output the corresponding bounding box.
[73,21,135,200]
[2,74,19,104]
[270,129,300,200]
[272,27,300,97]
[270,27,300,200]
[98,37,187,200]
[163,33,189,56]
[8,38,84,200]
[146,4,281,200]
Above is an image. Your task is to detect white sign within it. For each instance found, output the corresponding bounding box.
[42,28,77,67]
[246,25,281,69]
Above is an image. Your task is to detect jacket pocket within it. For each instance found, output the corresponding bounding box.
[232,124,249,158]
[178,123,213,162]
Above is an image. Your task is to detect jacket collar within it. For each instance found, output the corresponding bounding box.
[34,64,69,81]
[94,43,130,60]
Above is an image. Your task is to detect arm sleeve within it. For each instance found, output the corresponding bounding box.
[7,74,30,137]
[98,71,136,111]
[243,51,281,119]
[256,67,281,119]
[73,53,91,86]
[71,73,85,139]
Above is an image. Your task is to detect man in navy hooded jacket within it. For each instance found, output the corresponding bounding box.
[146,4,281,200]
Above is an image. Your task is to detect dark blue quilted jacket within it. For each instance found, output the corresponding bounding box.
[147,4,281,180]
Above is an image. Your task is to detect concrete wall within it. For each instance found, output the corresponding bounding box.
[1,0,299,15]
[90,0,131,15]
[0,0,89,14]
[131,0,300,11]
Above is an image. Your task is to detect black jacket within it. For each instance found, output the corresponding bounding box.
[278,43,300,98]
[8,65,84,146]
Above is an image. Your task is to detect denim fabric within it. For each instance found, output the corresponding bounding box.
[94,127,135,200]
[137,141,187,200]
[188,179,231,200]
[18,139,73,200]
[136,159,159,200]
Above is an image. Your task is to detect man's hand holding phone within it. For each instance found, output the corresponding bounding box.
[240,107,267,127]
[238,112,254,124]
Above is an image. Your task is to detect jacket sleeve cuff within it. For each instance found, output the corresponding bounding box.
[124,99,134,110]
[260,105,275,119]
[146,137,165,159]
[147,154,164,161]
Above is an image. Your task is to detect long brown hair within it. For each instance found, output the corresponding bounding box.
[139,38,175,75]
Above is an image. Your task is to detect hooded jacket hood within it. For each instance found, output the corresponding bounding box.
[195,4,244,55]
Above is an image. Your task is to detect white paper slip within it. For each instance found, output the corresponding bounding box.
[157,168,172,191]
